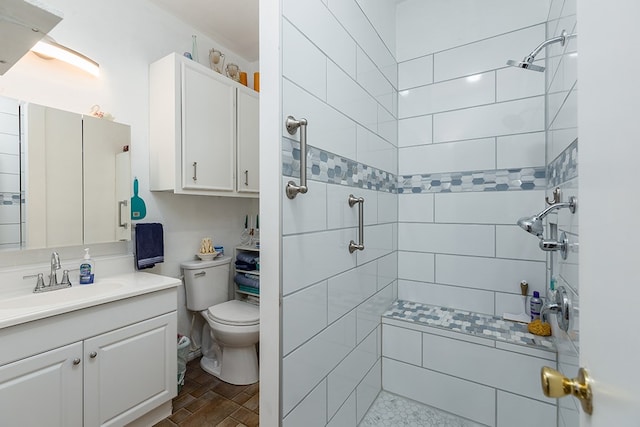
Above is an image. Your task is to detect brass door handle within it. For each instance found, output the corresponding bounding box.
[541,366,593,415]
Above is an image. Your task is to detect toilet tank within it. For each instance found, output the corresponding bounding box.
[181,256,231,311]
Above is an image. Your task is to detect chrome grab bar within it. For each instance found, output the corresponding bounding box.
[118,200,128,229]
[285,115,308,199]
[348,194,364,253]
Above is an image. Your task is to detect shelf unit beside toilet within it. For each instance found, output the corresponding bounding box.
[234,245,260,299]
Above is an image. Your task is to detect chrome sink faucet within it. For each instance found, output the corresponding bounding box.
[49,251,61,286]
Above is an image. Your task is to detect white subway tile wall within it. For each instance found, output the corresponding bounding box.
[546,1,579,426]
[397,0,549,321]
[0,98,20,247]
[280,0,576,424]
[281,0,397,423]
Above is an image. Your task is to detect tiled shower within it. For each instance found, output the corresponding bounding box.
[277,0,578,426]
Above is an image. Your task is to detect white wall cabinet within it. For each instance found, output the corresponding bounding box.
[0,289,177,427]
[25,104,131,249]
[149,53,259,197]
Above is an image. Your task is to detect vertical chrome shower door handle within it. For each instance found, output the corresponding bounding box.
[285,116,308,199]
[348,194,364,253]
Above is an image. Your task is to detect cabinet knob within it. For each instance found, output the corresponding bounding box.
[89,351,97,358]
[73,358,81,365]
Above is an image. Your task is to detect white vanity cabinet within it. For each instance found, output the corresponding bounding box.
[0,287,177,427]
[0,342,84,426]
[149,53,259,197]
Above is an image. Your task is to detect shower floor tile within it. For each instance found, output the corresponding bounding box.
[359,391,486,427]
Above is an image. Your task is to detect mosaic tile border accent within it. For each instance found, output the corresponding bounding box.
[398,167,546,194]
[281,140,547,194]
[0,192,22,206]
[282,138,396,193]
[384,300,555,351]
[547,138,578,188]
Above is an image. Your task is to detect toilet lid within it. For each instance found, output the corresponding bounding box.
[207,300,259,326]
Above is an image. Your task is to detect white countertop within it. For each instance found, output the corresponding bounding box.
[0,272,180,329]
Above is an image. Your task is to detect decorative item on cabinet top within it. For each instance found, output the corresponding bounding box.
[149,52,259,198]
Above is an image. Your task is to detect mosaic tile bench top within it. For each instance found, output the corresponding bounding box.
[384,300,555,351]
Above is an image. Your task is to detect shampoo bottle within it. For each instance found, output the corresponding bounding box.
[79,248,95,284]
[530,291,543,321]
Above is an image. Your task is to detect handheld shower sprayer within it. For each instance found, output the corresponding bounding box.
[517,190,577,259]
[506,29,576,72]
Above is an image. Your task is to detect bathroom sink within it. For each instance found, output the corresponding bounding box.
[0,281,125,310]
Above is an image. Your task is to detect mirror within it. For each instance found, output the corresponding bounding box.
[0,95,131,250]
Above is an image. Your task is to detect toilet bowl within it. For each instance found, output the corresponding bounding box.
[200,300,259,385]
[181,257,260,385]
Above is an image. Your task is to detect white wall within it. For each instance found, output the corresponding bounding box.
[396,0,549,319]
[279,0,397,424]
[0,0,258,340]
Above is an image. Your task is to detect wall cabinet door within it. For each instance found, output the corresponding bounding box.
[83,116,131,244]
[83,313,176,427]
[181,60,235,192]
[236,89,259,193]
[26,104,83,248]
[0,342,83,427]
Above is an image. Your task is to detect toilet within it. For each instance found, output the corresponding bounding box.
[181,256,259,385]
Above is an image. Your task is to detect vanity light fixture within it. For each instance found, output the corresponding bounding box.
[31,36,99,77]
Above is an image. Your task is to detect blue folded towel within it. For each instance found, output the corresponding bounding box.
[236,252,258,264]
[234,273,259,289]
[135,223,164,270]
[235,261,256,271]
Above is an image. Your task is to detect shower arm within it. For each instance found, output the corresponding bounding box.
[525,30,575,61]
[536,197,577,221]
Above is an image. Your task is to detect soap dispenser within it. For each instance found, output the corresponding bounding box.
[79,248,95,284]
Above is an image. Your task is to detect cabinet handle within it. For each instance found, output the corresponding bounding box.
[193,162,197,181]
[244,170,249,186]
[348,194,365,253]
[285,115,308,199]
[118,200,128,229]
[89,351,97,358]
[73,358,81,365]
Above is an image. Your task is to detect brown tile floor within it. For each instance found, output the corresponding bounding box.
[154,358,259,427]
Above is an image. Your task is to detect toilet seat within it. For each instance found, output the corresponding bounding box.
[205,300,259,326]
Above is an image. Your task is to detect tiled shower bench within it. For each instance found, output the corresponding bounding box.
[380,300,558,427]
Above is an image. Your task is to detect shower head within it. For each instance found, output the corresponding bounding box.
[506,57,545,72]
[507,29,575,73]
[517,215,544,237]
[517,196,577,237]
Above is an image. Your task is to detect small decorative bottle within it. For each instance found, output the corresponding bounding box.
[191,35,199,63]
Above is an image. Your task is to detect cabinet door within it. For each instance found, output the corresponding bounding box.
[25,104,83,248]
[84,312,177,427]
[181,61,235,192]
[0,342,83,427]
[236,89,259,193]
[83,116,131,244]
